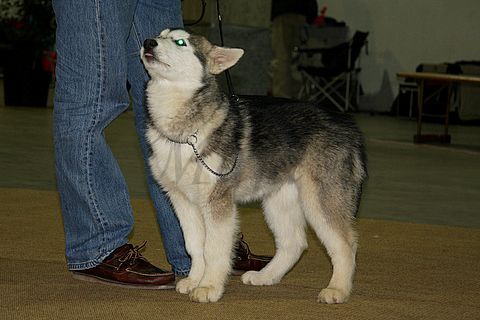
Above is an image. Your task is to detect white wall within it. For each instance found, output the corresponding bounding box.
[320,0,480,111]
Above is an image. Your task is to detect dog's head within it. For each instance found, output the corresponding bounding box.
[141,28,244,82]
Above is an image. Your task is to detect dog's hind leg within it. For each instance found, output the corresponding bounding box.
[190,189,238,303]
[298,176,358,304]
[242,182,307,286]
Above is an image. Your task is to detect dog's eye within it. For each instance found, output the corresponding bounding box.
[174,39,187,47]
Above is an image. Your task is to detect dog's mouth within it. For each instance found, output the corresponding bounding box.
[143,48,156,62]
[142,49,170,68]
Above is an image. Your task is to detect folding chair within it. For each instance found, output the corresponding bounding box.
[296,31,369,112]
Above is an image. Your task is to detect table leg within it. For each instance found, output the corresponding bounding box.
[443,84,453,141]
[414,80,424,143]
[413,79,451,144]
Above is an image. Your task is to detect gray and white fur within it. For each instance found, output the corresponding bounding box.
[141,29,367,303]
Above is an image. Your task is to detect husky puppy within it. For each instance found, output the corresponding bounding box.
[141,29,367,303]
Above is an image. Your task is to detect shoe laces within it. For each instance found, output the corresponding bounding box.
[118,241,147,266]
[235,233,252,258]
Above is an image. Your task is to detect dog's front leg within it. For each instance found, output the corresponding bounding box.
[166,190,206,294]
[190,191,238,303]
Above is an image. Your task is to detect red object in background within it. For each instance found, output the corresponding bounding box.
[312,6,327,26]
[41,50,57,75]
[12,20,26,29]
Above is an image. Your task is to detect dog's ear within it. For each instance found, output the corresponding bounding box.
[208,46,244,75]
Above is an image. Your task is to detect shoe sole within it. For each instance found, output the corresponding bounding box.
[71,272,176,290]
[231,269,246,276]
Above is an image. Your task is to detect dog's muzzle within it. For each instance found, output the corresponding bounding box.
[143,38,158,62]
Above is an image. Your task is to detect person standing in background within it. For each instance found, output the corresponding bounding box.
[271,0,318,98]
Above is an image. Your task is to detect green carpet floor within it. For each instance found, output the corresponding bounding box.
[1,188,479,320]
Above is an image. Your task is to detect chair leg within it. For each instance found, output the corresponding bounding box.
[355,73,360,111]
[298,71,352,113]
[345,72,351,111]
[315,75,348,112]
[316,85,345,112]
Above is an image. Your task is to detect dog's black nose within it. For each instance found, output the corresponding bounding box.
[143,39,158,50]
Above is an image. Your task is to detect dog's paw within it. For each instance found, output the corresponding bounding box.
[176,277,199,295]
[189,286,223,303]
[241,270,279,286]
[317,288,349,304]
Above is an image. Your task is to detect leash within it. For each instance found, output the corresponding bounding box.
[215,0,239,101]
[165,0,238,178]
[186,0,238,100]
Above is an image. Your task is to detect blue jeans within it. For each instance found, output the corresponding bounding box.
[52,0,191,275]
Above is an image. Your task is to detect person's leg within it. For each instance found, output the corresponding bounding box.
[53,0,137,269]
[271,14,306,98]
[126,0,191,276]
[272,15,290,98]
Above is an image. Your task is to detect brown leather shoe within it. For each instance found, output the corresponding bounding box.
[232,234,272,275]
[71,242,175,289]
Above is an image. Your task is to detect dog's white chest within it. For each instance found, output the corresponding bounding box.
[146,128,218,196]
[150,140,196,184]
